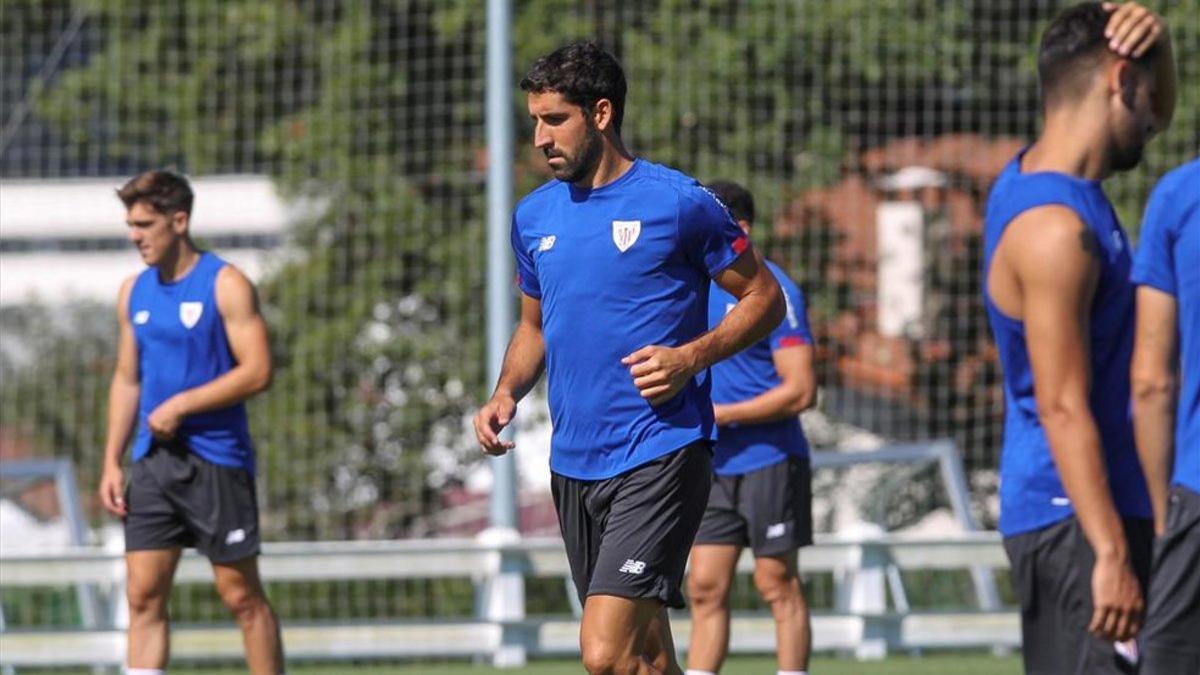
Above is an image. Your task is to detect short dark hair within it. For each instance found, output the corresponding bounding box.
[1038,2,1158,108]
[116,170,194,215]
[705,180,755,225]
[520,41,627,133]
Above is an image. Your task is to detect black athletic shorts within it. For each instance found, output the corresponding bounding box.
[1003,515,1153,675]
[693,455,813,557]
[124,441,261,564]
[551,441,712,609]
[1140,485,1200,675]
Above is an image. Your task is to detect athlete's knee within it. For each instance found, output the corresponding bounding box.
[687,572,730,612]
[126,579,170,620]
[752,563,801,608]
[217,579,270,620]
[581,633,641,675]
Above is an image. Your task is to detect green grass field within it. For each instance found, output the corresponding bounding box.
[35,653,1022,674]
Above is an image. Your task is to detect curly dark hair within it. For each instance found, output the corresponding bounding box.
[520,41,627,133]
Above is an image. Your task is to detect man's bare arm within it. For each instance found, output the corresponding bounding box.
[1005,205,1142,641]
[624,247,784,405]
[146,266,271,439]
[1131,286,1178,535]
[98,276,141,516]
[714,344,816,426]
[474,294,545,454]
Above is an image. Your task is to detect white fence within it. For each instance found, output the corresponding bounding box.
[0,533,1017,669]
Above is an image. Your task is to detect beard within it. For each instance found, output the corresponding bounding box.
[548,123,603,184]
[1109,139,1145,172]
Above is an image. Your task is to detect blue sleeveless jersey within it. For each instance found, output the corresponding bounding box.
[128,252,255,473]
[983,149,1151,536]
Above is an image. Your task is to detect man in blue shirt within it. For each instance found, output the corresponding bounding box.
[97,171,283,674]
[1130,157,1200,675]
[981,3,1175,673]
[685,181,817,675]
[472,43,784,675]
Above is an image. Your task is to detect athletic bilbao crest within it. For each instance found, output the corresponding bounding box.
[612,220,641,252]
[179,302,203,329]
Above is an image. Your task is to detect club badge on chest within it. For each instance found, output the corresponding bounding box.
[179,302,203,329]
[612,220,641,253]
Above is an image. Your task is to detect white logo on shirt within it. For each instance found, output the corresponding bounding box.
[618,559,646,574]
[612,220,641,252]
[179,302,203,329]
[225,528,246,545]
[765,523,788,539]
[538,235,557,252]
[1051,497,1071,507]
[133,310,150,325]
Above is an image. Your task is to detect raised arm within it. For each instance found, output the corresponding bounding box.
[1007,205,1143,641]
[98,276,141,516]
[624,248,784,406]
[474,293,546,455]
[145,265,272,439]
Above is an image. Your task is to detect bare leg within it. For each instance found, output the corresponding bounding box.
[685,544,741,673]
[581,594,672,674]
[643,606,682,674]
[125,549,182,669]
[753,552,811,672]
[212,556,285,674]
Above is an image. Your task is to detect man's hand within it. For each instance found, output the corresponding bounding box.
[147,396,187,439]
[1104,2,1165,58]
[474,394,517,456]
[622,345,698,406]
[1089,554,1144,641]
[98,465,126,517]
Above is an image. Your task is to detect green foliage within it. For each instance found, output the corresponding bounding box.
[4,0,1198,539]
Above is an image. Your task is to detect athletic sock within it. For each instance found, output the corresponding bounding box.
[126,669,166,675]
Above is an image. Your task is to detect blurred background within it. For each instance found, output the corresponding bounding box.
[1,0,1197,670]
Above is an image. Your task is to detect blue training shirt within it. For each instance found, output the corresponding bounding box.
[512,158,749,480]
[129,252,256,473]
[708,260,813,476]
[983,149,1151,537]
[1131,158,1200,494]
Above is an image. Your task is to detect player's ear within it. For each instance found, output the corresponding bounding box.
[1108,59,1138,112]
[592,98,614,133]
[172,210,189,236]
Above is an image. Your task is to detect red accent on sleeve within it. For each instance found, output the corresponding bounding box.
[731,235,749,255]
[777,335,809,348]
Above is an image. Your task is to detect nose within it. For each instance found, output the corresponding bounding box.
[533,121,552,150]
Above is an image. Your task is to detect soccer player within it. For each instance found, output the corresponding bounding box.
[981,3,1175,673]
[1131,157,1199,675]
[685,181,817,675]
[472,43,784,675]
[96,171,284,675]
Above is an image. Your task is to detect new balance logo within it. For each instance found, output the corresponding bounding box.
[133,310,150,325]
[538,235,556,252]
[1051,497,1070,507]
[765,523,787,539]
[225,528,246,545]
[618,559,646,574]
